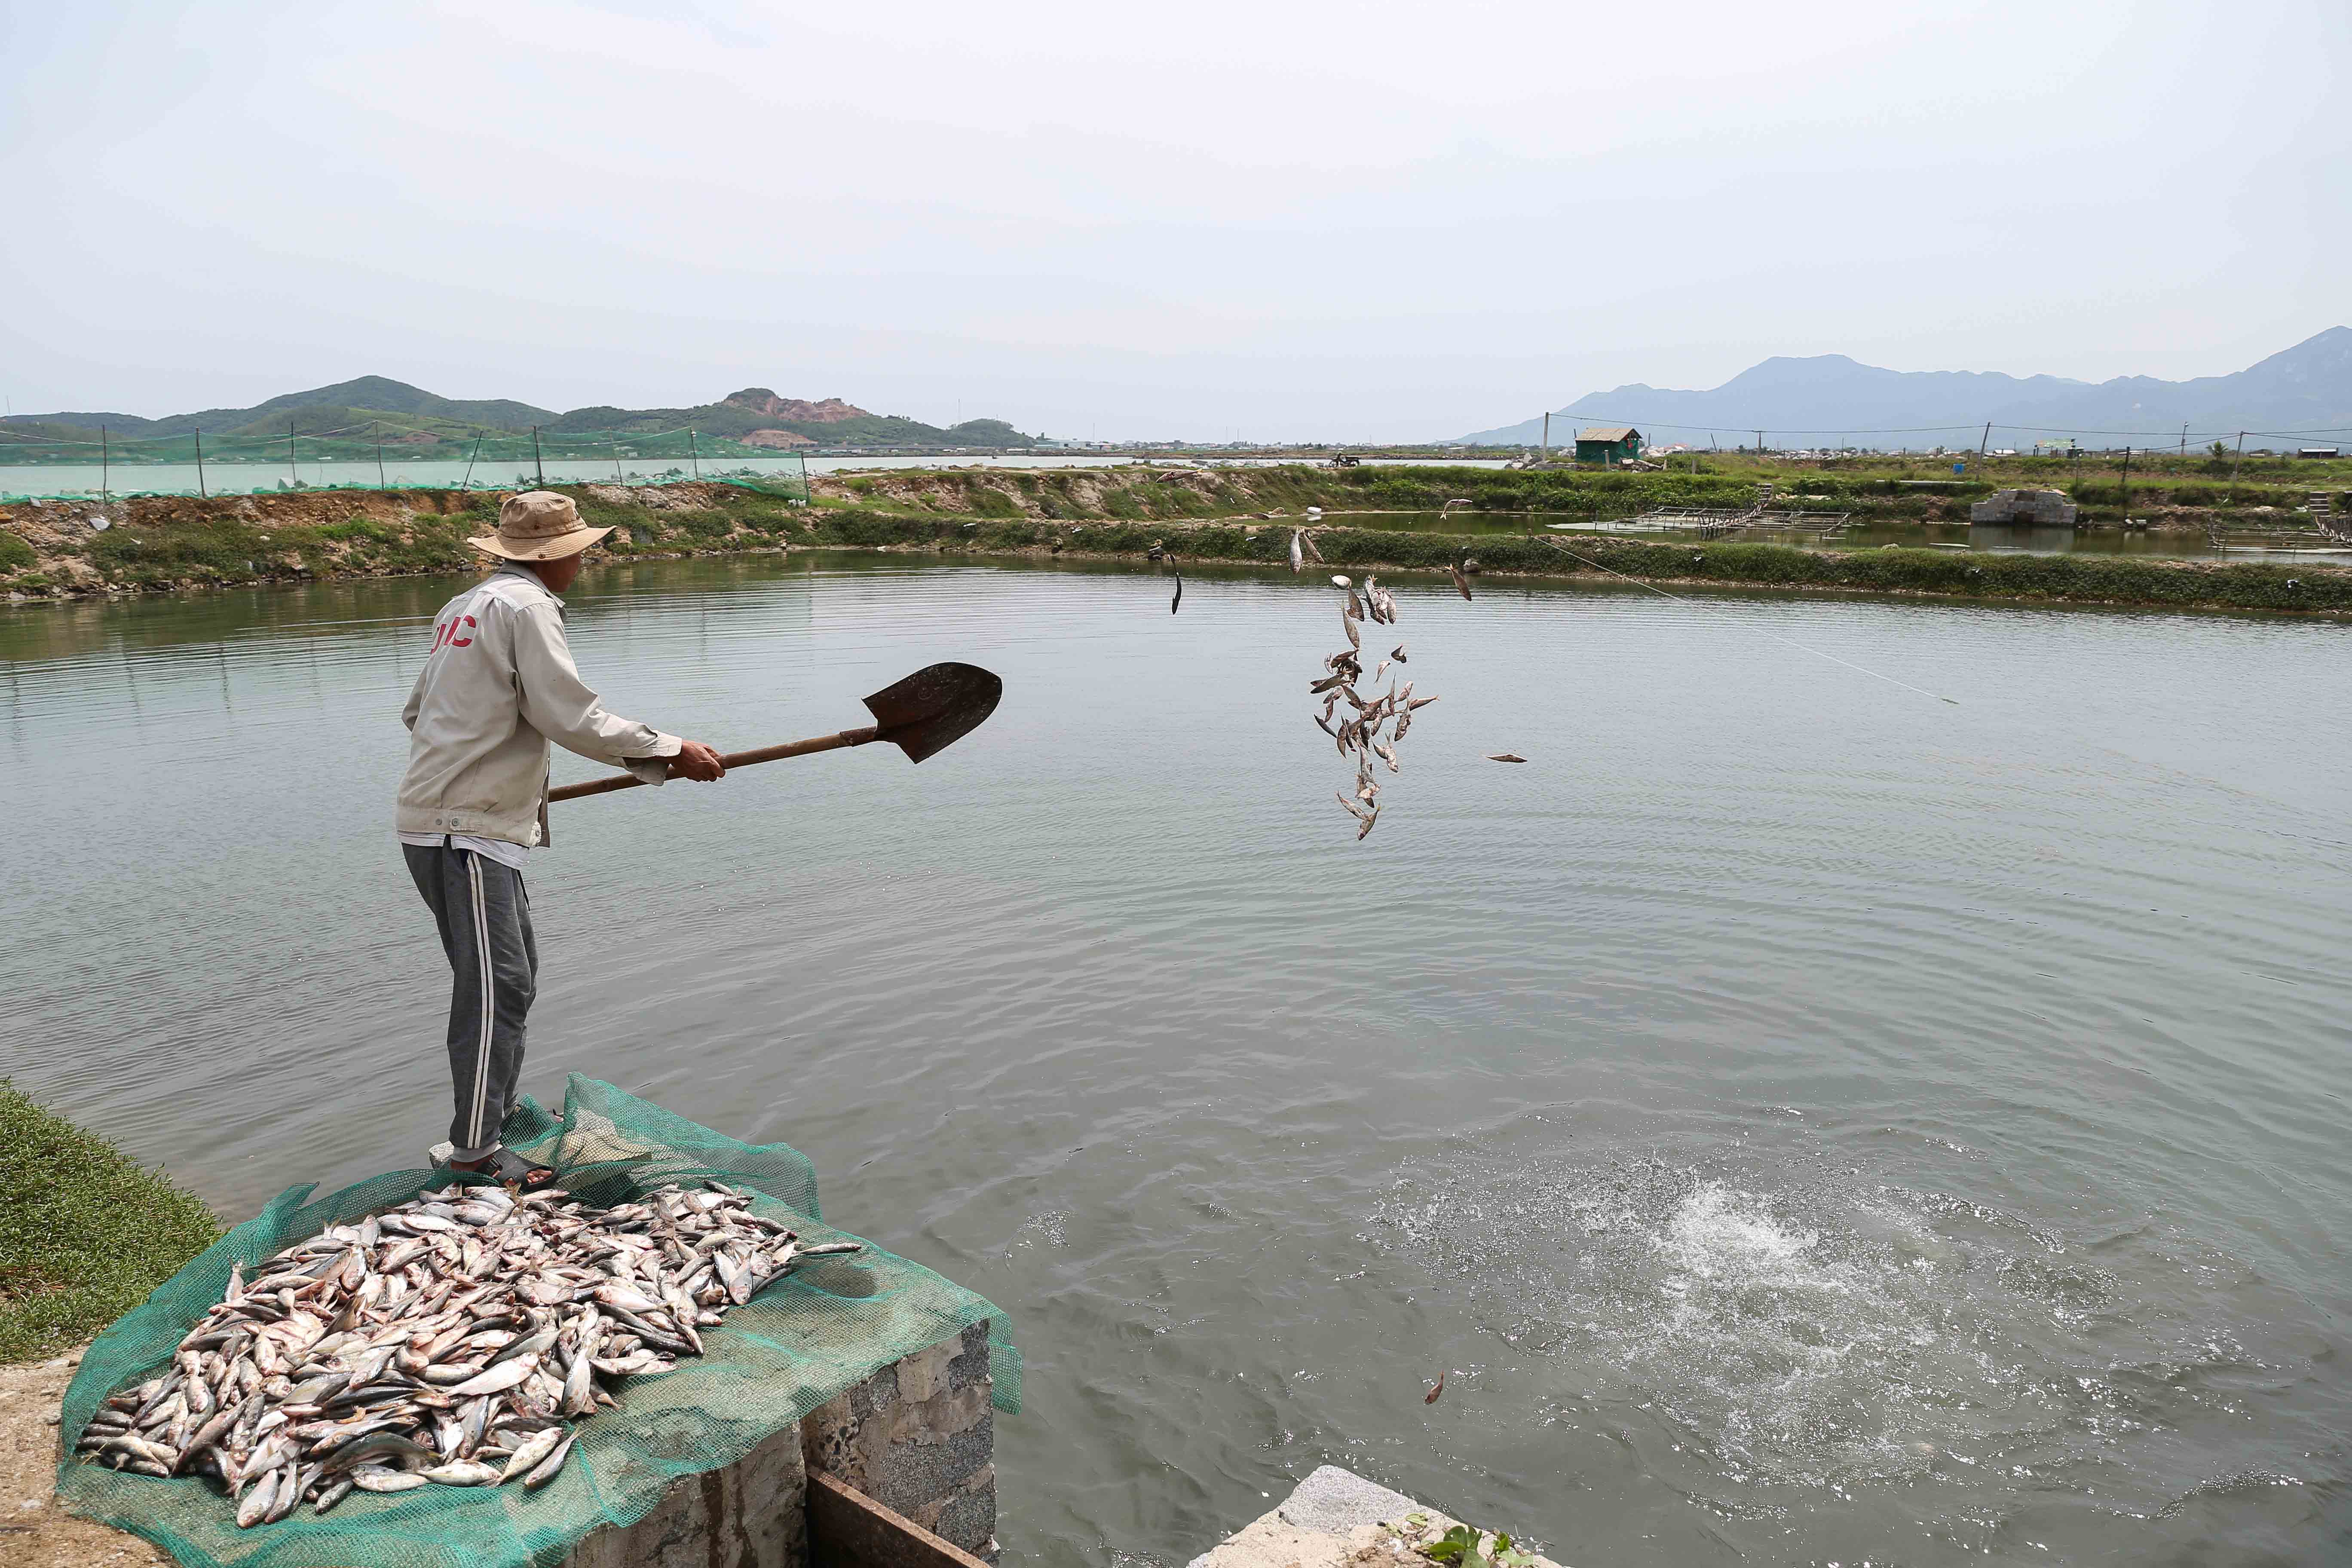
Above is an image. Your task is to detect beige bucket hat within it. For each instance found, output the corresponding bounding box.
[469,491,613,561]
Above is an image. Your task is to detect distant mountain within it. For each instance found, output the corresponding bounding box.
[0,377,1035,450]
[1456,328,2352,449]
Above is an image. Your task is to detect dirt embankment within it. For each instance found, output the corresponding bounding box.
[3,471,2347,616]
[0,1351,169,1568]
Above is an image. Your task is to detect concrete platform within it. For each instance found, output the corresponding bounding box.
[1187,1467,1566,1568]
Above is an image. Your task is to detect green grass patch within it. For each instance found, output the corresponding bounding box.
[0,531,35,570]
[0,1081,219,1363]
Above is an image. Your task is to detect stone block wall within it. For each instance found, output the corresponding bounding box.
[1971,488,2079,525]
[561,1420,808,1568]
[801,1318,997,1561]
[560,1319,995,1567]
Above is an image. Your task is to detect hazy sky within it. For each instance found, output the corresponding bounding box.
[4,1,2345,440]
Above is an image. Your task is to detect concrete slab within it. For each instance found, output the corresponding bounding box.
[1277,1467,1425,1533]
[1186,1467,1566,1568]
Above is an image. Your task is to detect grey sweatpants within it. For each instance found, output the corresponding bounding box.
[403,844,538,1158]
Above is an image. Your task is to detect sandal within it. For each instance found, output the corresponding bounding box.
[431,1143,563,1192]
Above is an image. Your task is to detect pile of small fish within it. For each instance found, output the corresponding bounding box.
[75,1180,858,1527]
[1310,561,1437,840]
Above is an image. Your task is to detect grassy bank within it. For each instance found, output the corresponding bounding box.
[828,515,2352,615]
[0,1084,219,1364]
[3,470,2348,616]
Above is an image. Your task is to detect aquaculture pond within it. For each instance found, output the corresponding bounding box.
[3,554,2346,1566]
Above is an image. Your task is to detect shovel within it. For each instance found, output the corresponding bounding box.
[547,661,1003,803]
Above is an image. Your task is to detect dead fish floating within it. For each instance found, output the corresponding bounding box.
[76,1180,861,1526]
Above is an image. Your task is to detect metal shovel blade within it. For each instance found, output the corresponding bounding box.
[863,662,1003,763]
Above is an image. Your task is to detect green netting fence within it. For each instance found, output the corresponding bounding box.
[0,425,811,505]
[53,1075,1018,1568]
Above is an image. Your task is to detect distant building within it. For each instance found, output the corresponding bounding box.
[2298,447,2340,459]
[1574,426,1643,464]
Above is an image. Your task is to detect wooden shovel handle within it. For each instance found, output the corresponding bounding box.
[547,725,880,802]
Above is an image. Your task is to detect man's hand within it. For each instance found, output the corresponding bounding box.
[668,740,726,781]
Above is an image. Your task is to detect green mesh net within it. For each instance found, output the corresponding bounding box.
[53,1075,1020,1568]
[0,427,812,504]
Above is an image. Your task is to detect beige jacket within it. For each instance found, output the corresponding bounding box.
[397,565,680,846]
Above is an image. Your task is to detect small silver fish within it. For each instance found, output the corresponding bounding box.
[522,1433,575,1491]
[499,1427,565,1484]
[445,1356,536,1397]
[235,1468,279,1528]
[421,1458,501,1487]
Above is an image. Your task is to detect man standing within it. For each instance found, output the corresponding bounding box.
[396,491,725,1186]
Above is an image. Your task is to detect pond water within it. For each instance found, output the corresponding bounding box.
[3,555,2347,1565]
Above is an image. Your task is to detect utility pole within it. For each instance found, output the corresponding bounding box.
[532,426,545,486]
[2178,423,2187,460]
[689,429,700,480]
[195,426,206,499]
[1979,421,1991,456]
[2228,430,2246,492]
[462,429,482,490]
[1540,411,1550,460]
[101,423,109,508]
[1755,429,1764,456]
[289,417,300,486]
[2118,444,2132,518]
[376,420,387,489]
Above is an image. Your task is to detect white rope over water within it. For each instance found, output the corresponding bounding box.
[1538,536,1961,706]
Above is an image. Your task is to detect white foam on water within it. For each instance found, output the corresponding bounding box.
[1370,1156,2074,1489]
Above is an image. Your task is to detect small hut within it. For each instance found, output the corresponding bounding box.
[1574,426,1643,465]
